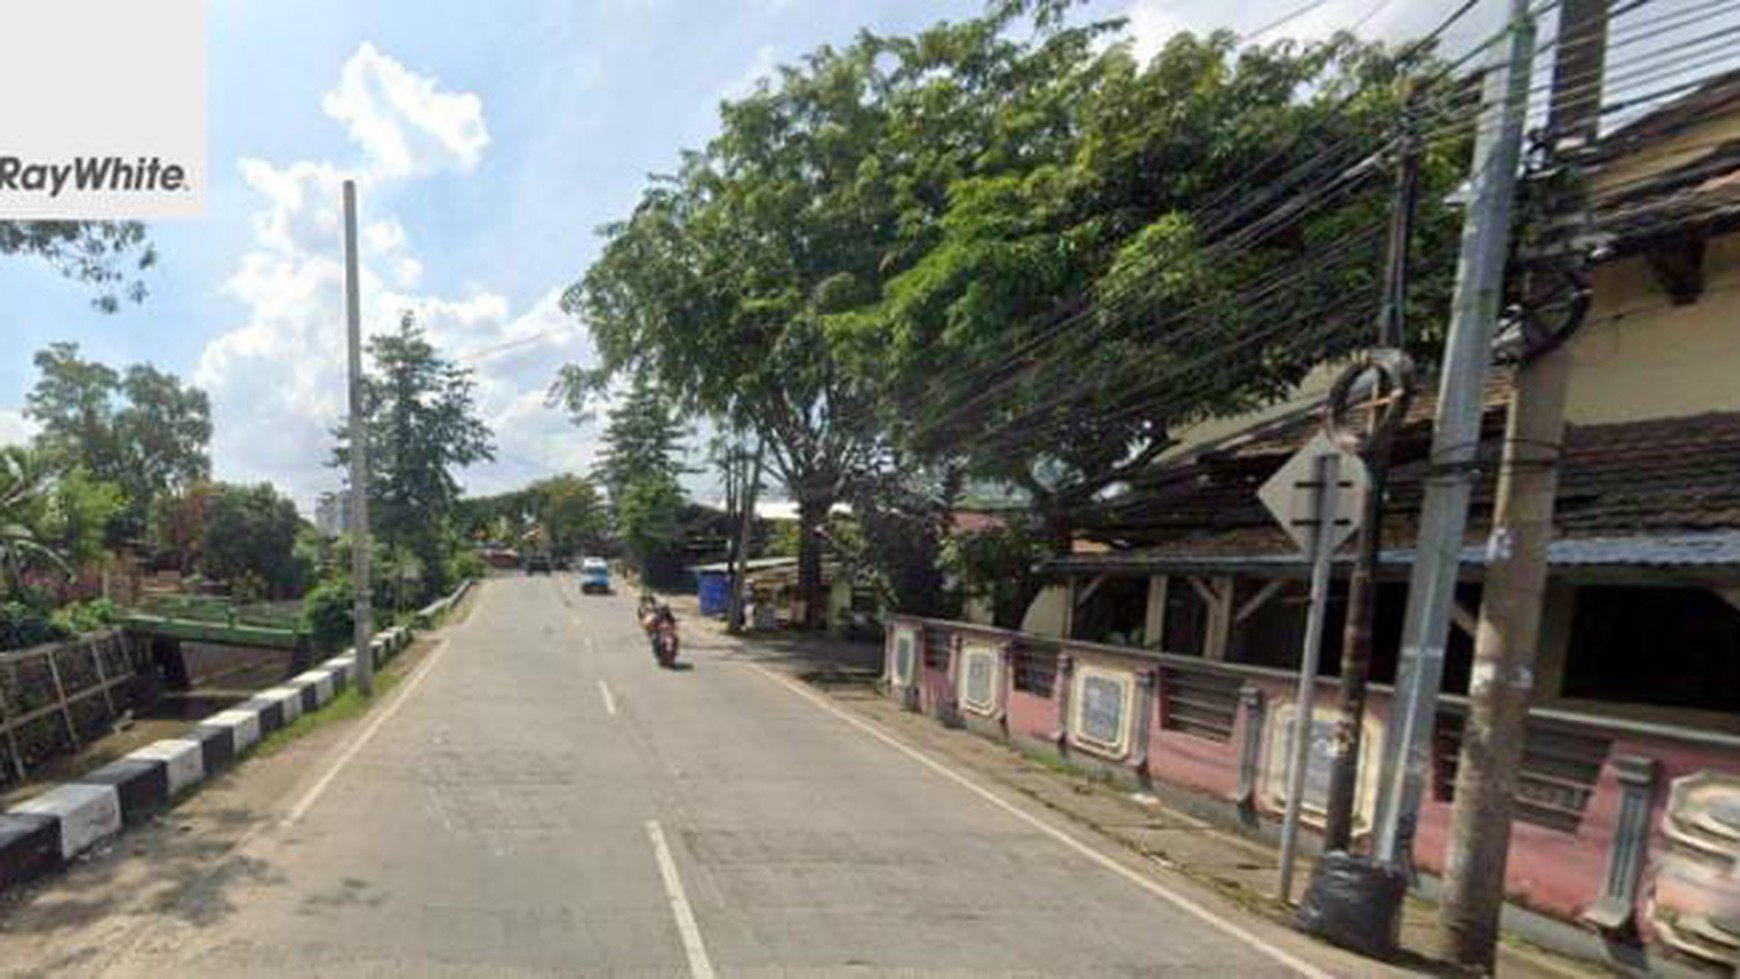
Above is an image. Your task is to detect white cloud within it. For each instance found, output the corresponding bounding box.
[0,409,37,448]
[196,44,588,511]
[321,42,489,178]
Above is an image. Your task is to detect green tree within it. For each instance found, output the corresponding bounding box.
[334,311,495,602]
[24,343,211,541]
[615,474,686,582]
[0,221,154,312]
[528,475,606,559]
[200,483,306,599]
[582,374,689,506]
[44,465,123,571]
[0,447,69,595]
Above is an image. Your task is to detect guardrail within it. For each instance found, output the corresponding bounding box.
[0,632,135,784]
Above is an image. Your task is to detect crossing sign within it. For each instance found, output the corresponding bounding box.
[1258,432,1369,555]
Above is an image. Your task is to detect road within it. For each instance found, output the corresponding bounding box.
[0,577,1394,977]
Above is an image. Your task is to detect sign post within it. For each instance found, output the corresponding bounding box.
[1260,434,1366,902]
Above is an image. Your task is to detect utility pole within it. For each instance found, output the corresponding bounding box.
[727,439,764,634]
[1320,94,1420,853]
[1438,0,1605,967]
[343,179,375,698]
[1370,0,1536,877]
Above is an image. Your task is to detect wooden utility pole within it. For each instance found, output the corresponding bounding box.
[343,179,375,698]
[1321,102,1420,853]
[1438,0,1605,967]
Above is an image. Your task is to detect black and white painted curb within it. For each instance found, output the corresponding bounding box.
[0,618,426,893]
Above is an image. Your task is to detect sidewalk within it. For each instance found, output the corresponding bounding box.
[679,603,1607,979]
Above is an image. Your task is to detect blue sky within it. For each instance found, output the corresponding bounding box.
[0,0,1582,512]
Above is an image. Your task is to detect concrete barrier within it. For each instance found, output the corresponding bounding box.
[127,738,205,797]
[256,685,305,726]
[10,782,122,860]
[202,708,262,755]
[292,668,337,710]
[77,758,170,827]
[0,813,60,888]
[187,724,236,775]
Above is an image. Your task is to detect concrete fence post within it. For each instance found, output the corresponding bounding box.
[1131,668,1156,778]
[1582,755,1660,937]
[1236,683,1267,812]
[1053,652,1075,753]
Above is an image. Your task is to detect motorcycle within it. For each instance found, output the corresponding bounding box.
[638,597,680,668]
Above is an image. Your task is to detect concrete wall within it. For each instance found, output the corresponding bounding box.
[1564,233,1740,425]
[886,616,1740,973]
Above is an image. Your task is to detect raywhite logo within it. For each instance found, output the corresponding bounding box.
[0,157,193,198]
[0,1,204,219]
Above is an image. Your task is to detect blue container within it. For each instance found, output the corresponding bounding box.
[697,572,729,617]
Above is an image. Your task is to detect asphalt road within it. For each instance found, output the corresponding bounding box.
[5,576,1393,977]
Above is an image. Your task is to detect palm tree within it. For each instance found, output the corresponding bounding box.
[0,447,71,596]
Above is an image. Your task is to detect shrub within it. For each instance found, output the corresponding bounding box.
[0,600,64,651]
[302,578,355,652]
[50,597,114,636]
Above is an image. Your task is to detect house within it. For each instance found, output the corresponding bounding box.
[884,73,1740,972]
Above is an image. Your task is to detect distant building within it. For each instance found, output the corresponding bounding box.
[314,491,354,537]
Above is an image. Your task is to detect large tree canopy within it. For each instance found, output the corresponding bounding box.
[566,3,1466,620]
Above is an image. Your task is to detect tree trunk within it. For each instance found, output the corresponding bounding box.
[796,494,831,631]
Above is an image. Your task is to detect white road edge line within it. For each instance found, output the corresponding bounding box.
[598,678,618,716]
[742,661,1335,979]
[646,819,718,979]
[282,638,451,826]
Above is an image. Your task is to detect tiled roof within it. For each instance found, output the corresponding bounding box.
[1068,379,1740,571]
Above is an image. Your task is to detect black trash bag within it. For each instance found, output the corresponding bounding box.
[1297,851,1408,959]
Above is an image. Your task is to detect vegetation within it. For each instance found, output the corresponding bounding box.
[25,343,210,543]
[456,474,607,559]
[333,311,495,606]
[561,2,1465,625]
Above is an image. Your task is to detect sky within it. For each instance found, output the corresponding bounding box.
[0,0,1718,514]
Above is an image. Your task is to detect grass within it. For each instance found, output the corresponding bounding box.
[252,664,406,757]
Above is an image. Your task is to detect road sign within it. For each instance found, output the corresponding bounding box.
[1258,437,1368,902]
[1258,432,1369,554]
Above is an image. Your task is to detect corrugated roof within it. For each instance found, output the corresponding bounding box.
[1050,531,1740,575]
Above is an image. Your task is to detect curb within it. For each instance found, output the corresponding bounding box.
[0,582,460,897]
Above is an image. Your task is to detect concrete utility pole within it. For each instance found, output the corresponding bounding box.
[1371,0,1537,870]
[1321,104,1420,853]
[343,179,375,698]
[1438,0,1606,967]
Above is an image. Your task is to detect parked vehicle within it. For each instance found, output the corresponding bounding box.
[579,557,611,594]
[525,553,553,575]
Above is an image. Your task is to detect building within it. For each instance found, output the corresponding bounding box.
[883,73,1740,973]
[314,491,354,538]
